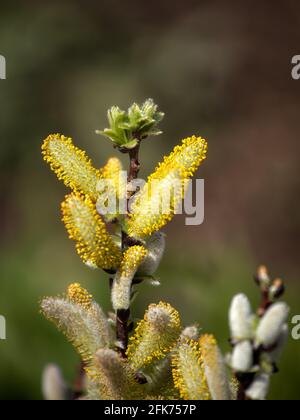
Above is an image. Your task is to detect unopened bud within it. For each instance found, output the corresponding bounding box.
[42,364,68,401]
[255,265,271,288]
[229,294,254,342]
[245,374,270,400]
[269,278,285,299]
[269,324,289,363]
[231,341,253,372]
[255,303,289,348]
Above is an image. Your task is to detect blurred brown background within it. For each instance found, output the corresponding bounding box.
[0,0,300,399]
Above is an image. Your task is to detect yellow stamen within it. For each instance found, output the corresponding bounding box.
[67,283,93,309]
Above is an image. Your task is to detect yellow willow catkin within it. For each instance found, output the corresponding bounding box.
[42,134,101,201]
[67,283,93,310]
[199,334,231,401]
[66,283,113,350]
[41,289,114,367]
[97,157,127,220]
[61,193,122,271]
[127,302,181,370]
[111,246,148,311]
[172,339,211,400]
[100,157,126,200]
[128,136,207,239]
[153,135,208,179]
[41,297,99,366]
[93,349,145,400]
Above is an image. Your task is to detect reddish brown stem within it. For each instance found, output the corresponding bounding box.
[115,144,141,358]
[257,288,272,318]
[72,362,86,400]
[116,309,130,358]
[237,271,283,400]
[128,144,141,183]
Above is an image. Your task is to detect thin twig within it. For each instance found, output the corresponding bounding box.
[257,288,272,318]
[116,309,130,358]
[128,144,141,183]
[115,143,141,358]
[71,361,86,400]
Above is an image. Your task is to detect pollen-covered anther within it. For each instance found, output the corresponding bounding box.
[42,134,101,200]
[67,283,93,309]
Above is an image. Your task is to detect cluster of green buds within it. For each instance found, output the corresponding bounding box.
[96,99,164,151]
[228,266,290,400]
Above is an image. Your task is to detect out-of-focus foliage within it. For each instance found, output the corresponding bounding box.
[0,0,300,400]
